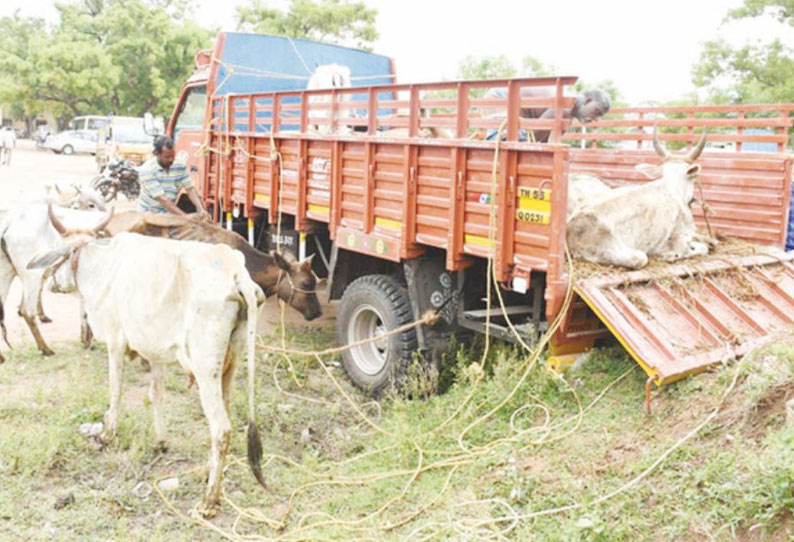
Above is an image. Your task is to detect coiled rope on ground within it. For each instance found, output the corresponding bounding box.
[155,116,747,542]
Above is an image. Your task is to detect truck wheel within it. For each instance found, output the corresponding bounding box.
[337,275,418,394]
[62,145,74,155]
[95,179,118,202]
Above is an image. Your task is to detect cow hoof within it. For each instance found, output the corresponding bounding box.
[41,347,55,357]
[39,315,52,324]
[156,441,169,454]
[192,502,218,518]
[97,430,116,448]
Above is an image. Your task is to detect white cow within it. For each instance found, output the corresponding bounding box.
[0,202,106,359]
[45,183,107,211]
[306,63,353,134]
[567,172,613,219]
[567,129,714,269]
[28,208,266,516]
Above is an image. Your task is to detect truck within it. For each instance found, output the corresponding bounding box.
[165,32,794,397]
[166,32,395,202]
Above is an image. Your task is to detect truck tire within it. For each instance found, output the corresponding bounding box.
[337,274,418,394]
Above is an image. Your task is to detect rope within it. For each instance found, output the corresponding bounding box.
[695,177,715,239]
[257,309,439,357]
[152,90,713,542]
[286,37,313,75]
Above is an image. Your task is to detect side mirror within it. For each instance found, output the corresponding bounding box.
[143,113,165,136]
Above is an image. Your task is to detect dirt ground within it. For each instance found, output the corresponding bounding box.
[0,139,336,354]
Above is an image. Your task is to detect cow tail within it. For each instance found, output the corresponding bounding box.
[0,222,12,350]
[241,277,266,489]
[0,299,9,351]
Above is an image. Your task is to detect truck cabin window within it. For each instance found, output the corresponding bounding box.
[174,86,207,139]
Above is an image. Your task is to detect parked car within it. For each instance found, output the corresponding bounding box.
[42,130,98,155]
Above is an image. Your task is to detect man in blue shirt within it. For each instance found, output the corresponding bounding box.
[137,136,209,219]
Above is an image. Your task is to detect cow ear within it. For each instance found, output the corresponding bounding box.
[300,253,315,271]
[271,251,291,271]
[686,163,702,179]
[27,246,70,270]
[635,163,662,179]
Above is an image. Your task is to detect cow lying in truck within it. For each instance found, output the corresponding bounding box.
[567,172,613,218]
[28,207,267,517]
[566,129,716,269]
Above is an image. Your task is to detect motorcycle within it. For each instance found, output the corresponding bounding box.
[91,159,141,202]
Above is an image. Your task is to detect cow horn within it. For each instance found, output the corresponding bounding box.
[686,130,707,162]
[93,207,115,233]
[48,204,67,235]
[652,127,671,160]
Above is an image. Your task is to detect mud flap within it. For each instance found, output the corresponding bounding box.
[403,256,460,356]
[575,252,794,385]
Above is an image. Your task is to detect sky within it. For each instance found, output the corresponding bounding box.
[2,0,792,104]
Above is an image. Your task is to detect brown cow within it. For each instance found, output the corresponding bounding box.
[105,211,323,320]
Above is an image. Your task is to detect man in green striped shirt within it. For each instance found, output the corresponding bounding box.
[137,136,209,219]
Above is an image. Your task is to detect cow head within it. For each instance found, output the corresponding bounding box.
[270,251,323,321]
[49,183,107,211]
[635,128,706,201]
[307,63,352,90]
[27,205,114,293]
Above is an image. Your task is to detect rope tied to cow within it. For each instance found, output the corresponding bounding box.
[256,309,441,357]
[694,176,715,239]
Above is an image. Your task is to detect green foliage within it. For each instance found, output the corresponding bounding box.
[453,54,621,104]
[2,329,794,540]
[693,38,794,103]
[692,0,794,103]
[235,0,378,50]
[0,1,212,124]
[725,0,794,24]
[455,54,517,80]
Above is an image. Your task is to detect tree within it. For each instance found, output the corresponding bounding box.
[452,55,620,104]
[235,0,378,50]
[692,0,794,103]
[0,0,212,126]
[725,0,794,23]
[455,55,517,80]
[54,0,212,116]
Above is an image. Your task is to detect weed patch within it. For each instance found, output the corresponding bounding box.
[1,328,794,540]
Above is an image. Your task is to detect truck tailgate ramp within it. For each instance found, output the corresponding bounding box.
[575,251,794,385]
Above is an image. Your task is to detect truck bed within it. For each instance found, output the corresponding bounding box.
[198,77,794,385]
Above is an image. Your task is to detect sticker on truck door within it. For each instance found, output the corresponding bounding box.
[516,186,551,225]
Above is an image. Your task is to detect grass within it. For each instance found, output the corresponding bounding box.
[1,322,793,541]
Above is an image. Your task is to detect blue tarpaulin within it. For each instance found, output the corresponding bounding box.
[212,33,394,133]
[788,182,794,251]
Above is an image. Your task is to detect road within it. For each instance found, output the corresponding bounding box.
[0,139,335,355]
